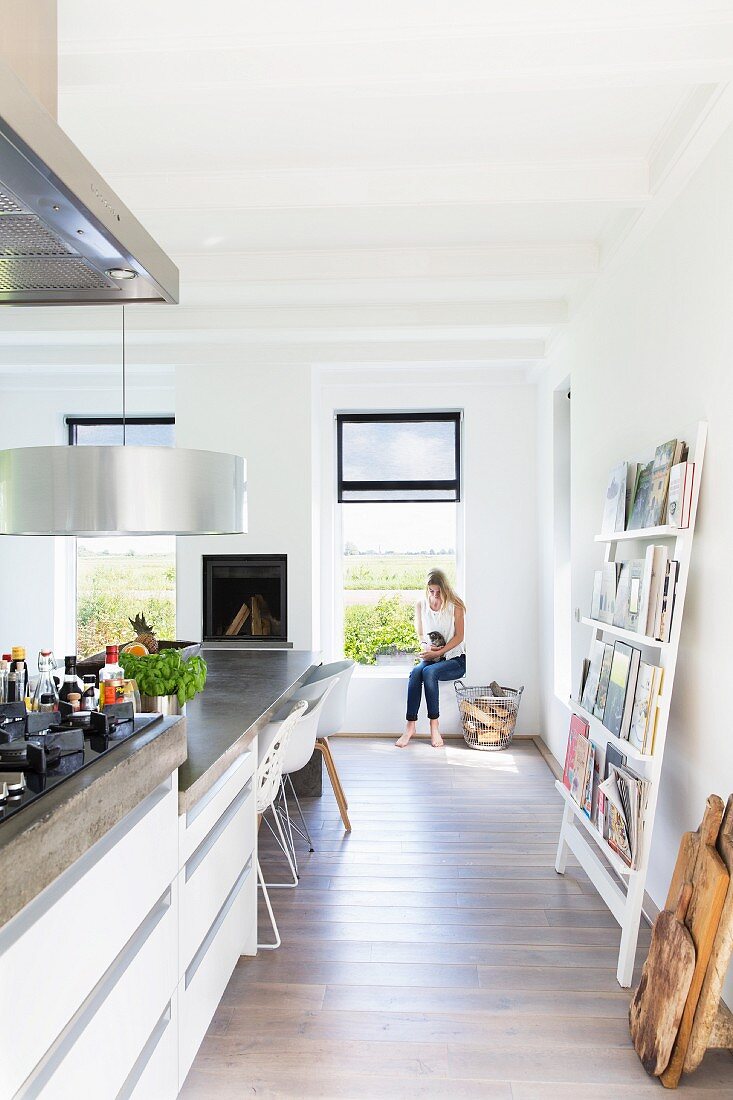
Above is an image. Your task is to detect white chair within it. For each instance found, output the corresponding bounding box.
[259,679,337,884]
[295,660,355,834]
[256,698,307,950]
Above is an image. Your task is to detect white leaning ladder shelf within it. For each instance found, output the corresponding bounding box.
[554,420,707,988]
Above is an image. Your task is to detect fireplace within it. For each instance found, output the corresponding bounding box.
[203,555,288,644]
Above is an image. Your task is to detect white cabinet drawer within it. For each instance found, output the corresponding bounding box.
[179,746,255,866]
[124,995,179,1100]
[21,882,178,1100]
[0,779,178,1100]
[179,859,255,1088]
[180,777,255,973]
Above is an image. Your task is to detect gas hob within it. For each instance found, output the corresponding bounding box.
[0,702,163,825]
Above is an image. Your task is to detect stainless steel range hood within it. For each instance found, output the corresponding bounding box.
[0,59,178,305]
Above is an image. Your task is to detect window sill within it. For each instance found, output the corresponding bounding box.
[353,664,413,679]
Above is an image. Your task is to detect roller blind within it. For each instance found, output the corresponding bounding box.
[67,416,175,446]
[337,412,461,503]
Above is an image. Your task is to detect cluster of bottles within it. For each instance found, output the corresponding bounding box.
[0,645,126,714]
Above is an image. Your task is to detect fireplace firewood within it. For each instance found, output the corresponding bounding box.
[225,601,251,636]
[251,595,263,635]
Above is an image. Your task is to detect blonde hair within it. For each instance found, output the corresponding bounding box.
[425,569,465,612]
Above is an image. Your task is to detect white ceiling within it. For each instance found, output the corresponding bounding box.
[4,0,733,376]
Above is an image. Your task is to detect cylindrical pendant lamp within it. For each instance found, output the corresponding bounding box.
[0,446,247,535]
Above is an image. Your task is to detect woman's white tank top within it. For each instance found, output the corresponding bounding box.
[422,597,465,659]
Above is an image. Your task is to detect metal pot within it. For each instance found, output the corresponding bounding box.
[139,694,185,716]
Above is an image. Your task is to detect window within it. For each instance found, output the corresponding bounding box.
[337,412,461,502]
[338,412,461,666]
[67,417,175,447]
[68,416,176,657]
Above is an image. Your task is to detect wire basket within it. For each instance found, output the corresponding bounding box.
[454,681,524,751]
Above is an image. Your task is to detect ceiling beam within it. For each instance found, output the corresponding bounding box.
[58,20,733,96]
[169,245,599,283]
[0,300,568,339]
[110,163,650,212]
[0,338,546,369]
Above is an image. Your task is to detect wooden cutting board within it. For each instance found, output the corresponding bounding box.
[664,796,723,912]
[685,794,733,1072]
[660,795,729,1089]
[630,883,695,1076]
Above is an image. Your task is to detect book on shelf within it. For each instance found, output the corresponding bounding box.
[562,714,592,807]
[658,560,679,643]
[612,559,646,633]
[600,462,638,535]
[598,562,620,624]
[628,662,663,755]
[594,643,614,720]
[603,641,641,740]
[587,545,676,640]
[580,639,606,713]
[581,740,596,819]
[600,762,650,869]
[628,461,654,530]
[601,742,626,841]
[645,440,687,528]
[668,461,694,528]
[588,741,602,826]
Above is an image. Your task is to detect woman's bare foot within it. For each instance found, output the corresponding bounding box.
[396,721,416,748]
[430,721,444,749]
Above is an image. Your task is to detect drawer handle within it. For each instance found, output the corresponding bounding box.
[185,858,252,990]
[185,779,252,882]
[116,1001,172,1100]
[185,749,252,827]
[17,889,172,1098]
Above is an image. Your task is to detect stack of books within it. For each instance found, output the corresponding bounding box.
[562,718,650,869]
[600,438,694,536]
[590,544,680,642]
[579,639,662,755]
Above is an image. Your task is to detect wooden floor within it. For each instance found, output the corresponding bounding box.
[181,737,733,1098]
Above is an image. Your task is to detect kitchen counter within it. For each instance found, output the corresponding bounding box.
[178,648,321,813]
[0,713,186,931]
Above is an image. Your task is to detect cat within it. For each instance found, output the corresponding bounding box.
[426,630,447,661]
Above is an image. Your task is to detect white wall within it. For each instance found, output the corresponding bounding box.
[0,370,174,665]
[537,122,733,1003]
[319,367,539,735]
[174,362,314,650]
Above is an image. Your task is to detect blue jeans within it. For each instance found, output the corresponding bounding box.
[406,654,466,721]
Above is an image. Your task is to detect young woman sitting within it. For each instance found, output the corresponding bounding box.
[396,569,466,749]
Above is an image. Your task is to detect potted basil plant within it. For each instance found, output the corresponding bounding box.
[119,649,207,715]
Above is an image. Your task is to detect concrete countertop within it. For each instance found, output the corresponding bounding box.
[0,714,187,932]
[178,649,321,814]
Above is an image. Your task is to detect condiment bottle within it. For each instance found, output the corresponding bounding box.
[39,693,57,713]
[58,656,81,704]
[82,675,98,711]
[8,647,29,705]
[99,645,124,708]
[32,650,59,712]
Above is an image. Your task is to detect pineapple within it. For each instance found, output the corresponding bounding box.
[129,612,159,653]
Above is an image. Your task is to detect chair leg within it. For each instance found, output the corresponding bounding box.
[316,737,351,833]
[261,809,299,888]
[287,774,315,852]
[275,778,299,873]
[257,859,281,950]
